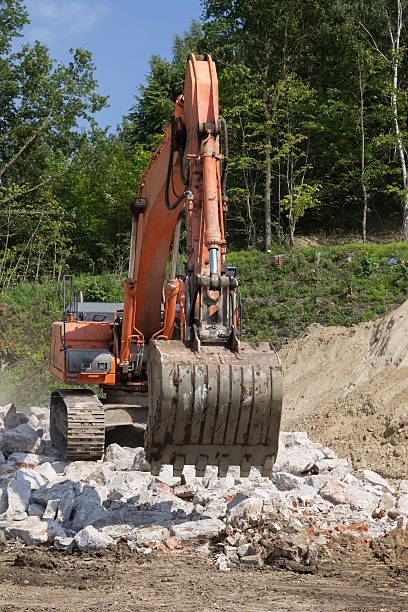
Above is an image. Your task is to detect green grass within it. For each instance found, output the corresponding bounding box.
[1,243,407,407]
[227,243,408,346]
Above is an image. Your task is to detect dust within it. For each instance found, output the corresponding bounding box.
[281,298,408,481]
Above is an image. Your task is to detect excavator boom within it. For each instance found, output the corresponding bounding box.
[49,54,283,477]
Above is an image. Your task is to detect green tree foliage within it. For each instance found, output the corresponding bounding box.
[0,0,150,286]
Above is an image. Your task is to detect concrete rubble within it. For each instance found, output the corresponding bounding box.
[0,402,405,568]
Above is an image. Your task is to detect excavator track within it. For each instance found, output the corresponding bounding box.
[146,340,283,478]
[50,389,105,460]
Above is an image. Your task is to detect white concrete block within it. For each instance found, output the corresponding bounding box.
[2,475,31,520]
[35,462,57,483]
[74,525,114,551]
[104,444,136,471]
[4,517,65,545]
[360,469,395,494]
[170,518,225,541]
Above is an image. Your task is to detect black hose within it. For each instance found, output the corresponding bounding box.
[165,116,186,211]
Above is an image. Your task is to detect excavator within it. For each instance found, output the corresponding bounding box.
[49,54,283,478]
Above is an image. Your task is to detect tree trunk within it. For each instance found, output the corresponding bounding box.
[359,62,368,244]
[387,1,408,240]
[264,130,272,251]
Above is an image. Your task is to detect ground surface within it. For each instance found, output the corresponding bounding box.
[0,540,407,612]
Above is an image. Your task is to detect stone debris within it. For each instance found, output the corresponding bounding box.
[0,423,40,455]
[0,403,405,562]
[74,525,114,551]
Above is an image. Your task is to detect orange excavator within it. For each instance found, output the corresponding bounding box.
[49,55,283,477]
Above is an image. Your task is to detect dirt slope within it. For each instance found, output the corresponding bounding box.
[281,299,408,481]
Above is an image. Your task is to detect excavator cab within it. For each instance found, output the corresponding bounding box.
[49,54,283,477]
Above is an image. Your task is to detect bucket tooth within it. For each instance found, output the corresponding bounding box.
[262,455,274,478]
[151,459,162,476]
[195,454,208,477]
[173,454,185,477]
[218,455,230,478]
[240,457,252,478]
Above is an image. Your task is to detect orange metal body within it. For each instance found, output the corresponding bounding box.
[119,54,226,366]
[50,54,230,387]
[50,321,116,384]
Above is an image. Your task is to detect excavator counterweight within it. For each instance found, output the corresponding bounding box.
[49,54,283,477]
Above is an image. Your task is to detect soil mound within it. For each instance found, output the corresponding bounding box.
[371,528,408,570]
[281,299,408,481]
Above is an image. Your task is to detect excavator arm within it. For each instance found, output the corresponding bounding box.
[49,55,283,478]
[119,55,283,477]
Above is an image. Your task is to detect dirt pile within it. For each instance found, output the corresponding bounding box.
[281,298,408,481]
[371,527,408,571]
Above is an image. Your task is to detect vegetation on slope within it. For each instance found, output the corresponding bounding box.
[0,243,407,408]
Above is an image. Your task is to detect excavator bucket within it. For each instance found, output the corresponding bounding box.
[146,340,283,478]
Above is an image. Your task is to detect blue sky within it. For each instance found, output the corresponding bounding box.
[20,0,203,131]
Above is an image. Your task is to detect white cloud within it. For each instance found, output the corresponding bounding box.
[24,0,109,43]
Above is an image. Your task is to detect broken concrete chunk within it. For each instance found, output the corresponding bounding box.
[104,444,136,471]
[74,525,114,551]
[316,458,348,474]
[273,472,303,491]
[105,470,152,499]
[274,447,320,476]
[240,553,263,567]
[27,414,40,430]
[70,486,105,531]
[2,404,28,430]
[53,536,74,550]
[131,447,150,472]
[226,496,263,523]
[43,499,59,520]
[0,486,7,514]
[0,424,40,455]
[90,508,173,531]
[279,432,309,446]
[215,552,230,571]
[35,462,57,483]
[322,447,337,459]
[56,488,75,524]
[15,467,46,491]
[129,526,170,546]
[400,480,408,495]
[360,469,395,494]
[286,485,317,506]
[174,484,198,499]
[170,518,225,541]
[319,478,377,511]
[64,462,109,485]
[4,517,65,545]
[395,494,408,518]
[32,481,80,506]
[27,503,45,517]
[2,475,31,521]
[7,453,40,469]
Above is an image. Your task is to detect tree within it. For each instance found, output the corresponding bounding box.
[0,0,108,285]
[203,0,328,250]
[350,0,408,240]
